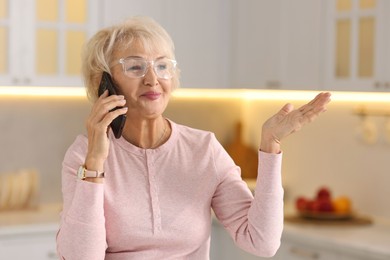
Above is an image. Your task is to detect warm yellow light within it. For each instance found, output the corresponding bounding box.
[1,86,390,103]
[0,86,86,98]
[329,91,390,102]
[173,89,390,103]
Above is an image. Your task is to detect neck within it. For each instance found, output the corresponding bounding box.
[122,117,168,149]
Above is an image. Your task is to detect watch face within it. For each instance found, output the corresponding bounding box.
[77,166,85,179]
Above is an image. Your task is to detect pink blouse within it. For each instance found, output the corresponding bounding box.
[56,120,284,260]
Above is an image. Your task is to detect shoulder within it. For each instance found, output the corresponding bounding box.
[172,121,217,145]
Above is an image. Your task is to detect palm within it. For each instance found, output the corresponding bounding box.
[262,92,331,142]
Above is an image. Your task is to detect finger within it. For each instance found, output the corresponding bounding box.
[88,106,128,136]
[99,107,128,128]
[92,96,126,119]
[299,92,331,115]
[87,97,126,129]
[311,92,331,107]
[98,89,109,99]
[278,103,294,116]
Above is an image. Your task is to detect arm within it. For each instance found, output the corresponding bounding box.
[57,91,127,259]
[212,92,331,257]
[56,138,107,260]
[211,139,283,257]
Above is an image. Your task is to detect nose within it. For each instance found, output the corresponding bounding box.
[143,63,159,86]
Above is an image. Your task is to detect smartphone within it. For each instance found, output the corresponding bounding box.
[98,72,127,139]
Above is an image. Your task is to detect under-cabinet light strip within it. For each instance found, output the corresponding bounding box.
[1,86,390,102]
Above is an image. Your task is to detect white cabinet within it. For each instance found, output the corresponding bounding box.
[101,0,232,89]
[0,0,99,86]
[278,235,389,260]
[324,0,390,92]
[100,0,390,91]
[210,220,269,260]
[102,0,324,90]
[276,238,340,260]
[211,220,390,260]
[0,228,58,260]
[232,0,324,91]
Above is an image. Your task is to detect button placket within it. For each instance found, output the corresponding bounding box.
[146,150,162,233]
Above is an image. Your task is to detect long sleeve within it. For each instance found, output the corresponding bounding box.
[56,123,284,259]
[56,136,107,260]
[211,137,284,257]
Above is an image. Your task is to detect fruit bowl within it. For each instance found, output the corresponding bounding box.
[294,186,356,221]
[298,210,353,220]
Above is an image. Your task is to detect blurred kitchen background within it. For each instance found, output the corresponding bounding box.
[1,0,390,259]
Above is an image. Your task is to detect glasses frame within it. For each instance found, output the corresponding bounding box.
[118,57,177,79]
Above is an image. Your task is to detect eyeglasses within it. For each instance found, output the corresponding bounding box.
[118,57,177,79]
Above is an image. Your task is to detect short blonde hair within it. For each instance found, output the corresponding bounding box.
[82,16,180,101]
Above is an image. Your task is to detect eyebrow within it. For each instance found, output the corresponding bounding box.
[123,56,167,60]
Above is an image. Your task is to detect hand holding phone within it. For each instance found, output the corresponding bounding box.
[98,72,127,138]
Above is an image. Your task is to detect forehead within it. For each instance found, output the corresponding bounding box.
[113,38,170,60]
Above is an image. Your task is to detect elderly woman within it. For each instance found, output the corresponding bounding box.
[56,16,331,259]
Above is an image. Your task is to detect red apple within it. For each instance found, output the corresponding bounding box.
[295,197,309,212]
[307,199,321,212]
[316,186,331,200]
[318,198,334,212]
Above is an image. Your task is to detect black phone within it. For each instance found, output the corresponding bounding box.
[98,72,127,139]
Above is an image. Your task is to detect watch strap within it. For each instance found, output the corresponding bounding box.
[78,166,104,180]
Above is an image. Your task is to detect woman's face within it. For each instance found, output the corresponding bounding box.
[110,40,173,120]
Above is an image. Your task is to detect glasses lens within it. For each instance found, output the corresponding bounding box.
[122,58,147,78]
[153,58,176,79]
[120,57,176,79]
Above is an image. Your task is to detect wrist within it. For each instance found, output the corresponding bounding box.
[260,138,281,154]
[84,157,105,173]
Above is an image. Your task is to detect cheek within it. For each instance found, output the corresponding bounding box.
[160,80,173,94]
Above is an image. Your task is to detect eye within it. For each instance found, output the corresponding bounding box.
[156,64,168,71]
[127,64,144,72]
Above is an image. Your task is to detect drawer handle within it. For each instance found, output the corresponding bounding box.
[290,247,319,259]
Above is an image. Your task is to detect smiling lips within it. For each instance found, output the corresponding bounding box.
[141,91,161,100]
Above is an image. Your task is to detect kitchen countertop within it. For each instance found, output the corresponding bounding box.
[278,200,390,259]
[0,203,61,236]
[282,216,390,259]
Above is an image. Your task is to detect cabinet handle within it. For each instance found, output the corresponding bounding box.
[23,78,31,85]
[290,247,319,259]
[12,78,19,84]
[47,251,58,259]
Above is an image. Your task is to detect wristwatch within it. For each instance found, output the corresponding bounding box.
[77,165,105,180]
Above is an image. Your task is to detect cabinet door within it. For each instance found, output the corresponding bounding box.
[324,0,388,91]
[26,0,99,86]
[211,220,280,260]
[0,0,19,85]
[231,0,282,89]
[0,0,99,86]
[279,0,324,90]
[231,0,323,90]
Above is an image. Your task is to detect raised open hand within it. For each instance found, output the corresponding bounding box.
[260,92,331,153]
